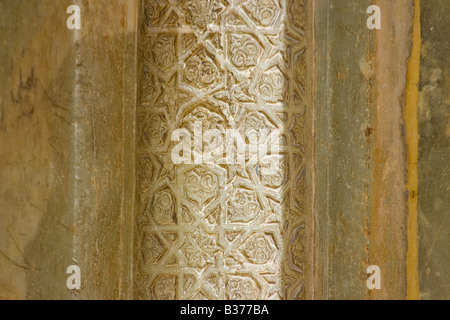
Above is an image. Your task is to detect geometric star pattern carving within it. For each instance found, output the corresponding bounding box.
[136,0,309,300]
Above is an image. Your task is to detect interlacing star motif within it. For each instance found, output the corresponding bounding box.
[182,227,220,268]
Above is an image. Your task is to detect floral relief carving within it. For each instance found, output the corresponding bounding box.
[294,53,307,91]
[182,33,198,54]
[243,0,280,27]
[138,0,309,300]
[182,106,226,134]
[227,188,261,223]
[152,34,176,70]
[138,157,154,193]
[140,68,159,104]
[165,10,179,27]
[205,274,222,296]
[290,113,305,147]
[290,226,305,272]
[293,170,306,211]
[184,167,219,209]
[182,0,224,31]
[259,155,285,188]
[192,291,211,300]
[242,112,275,146]
[151,275,177,300]
[226,276,259,300]
[142,233,166,265]
[144,114,168,147]
[240,233,276,264]
[184,49,220,89]
[151,189,176,225]
[259,67,285,103]
[156,75,190,117]
[206,32,223,51]
[181,227,220,268]
[205,206,221,225]
[182,106,227,162]
[214,76,254,117]
[229,34,262,69]
[144,0,169,26]
[226,11,246,26]
[289,0,307,31]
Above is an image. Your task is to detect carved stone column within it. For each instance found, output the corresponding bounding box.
[135,0,312,300]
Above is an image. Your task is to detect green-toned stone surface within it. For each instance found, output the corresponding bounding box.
[314,0,375,299]
[418,0,450,300]
[314,0,414,300]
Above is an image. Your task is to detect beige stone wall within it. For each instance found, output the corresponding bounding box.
[0,0,137,300]
[1,0,449,301]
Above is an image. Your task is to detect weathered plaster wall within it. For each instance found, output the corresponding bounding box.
[0,0,76,299]
[0,0,137,299]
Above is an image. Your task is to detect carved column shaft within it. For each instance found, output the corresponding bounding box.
[135,0,311,300]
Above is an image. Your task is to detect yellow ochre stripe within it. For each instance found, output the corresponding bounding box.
[405,0,421,301]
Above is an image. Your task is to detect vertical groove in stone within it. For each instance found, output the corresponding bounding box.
[135,0,310,300]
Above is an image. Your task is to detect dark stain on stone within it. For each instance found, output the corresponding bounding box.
[11,68,37,104]
[365,126,373,144]
[365,126,373,137]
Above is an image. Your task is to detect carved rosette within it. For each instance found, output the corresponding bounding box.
[137,0,309,300]
[229,34,262,69]
[182,0,224,32]
[227,188,261,223]
[243,0,280,27]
